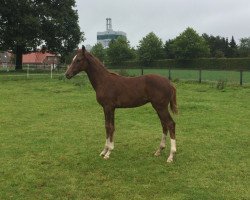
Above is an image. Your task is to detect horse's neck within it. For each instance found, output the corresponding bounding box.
[85,58,109,91]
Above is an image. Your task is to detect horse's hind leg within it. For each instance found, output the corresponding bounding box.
[153,104,168,156]
[154,119,168,157]
[153,104,176,162]
[100,107,115,160]
[166,114,176,163]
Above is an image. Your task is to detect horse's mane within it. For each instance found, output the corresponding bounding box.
[109,71,120,76]
[85,52,120,76]
[85,52,106,69]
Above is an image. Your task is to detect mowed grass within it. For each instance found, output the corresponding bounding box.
[0,76,249,200]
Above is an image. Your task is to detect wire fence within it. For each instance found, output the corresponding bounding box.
[0,64,66,80]
[111,68,250,86]
[0,65,250,86]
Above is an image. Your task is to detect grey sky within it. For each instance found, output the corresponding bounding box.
[75,0,250,47]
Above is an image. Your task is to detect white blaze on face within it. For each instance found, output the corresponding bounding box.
[73,55,77,61]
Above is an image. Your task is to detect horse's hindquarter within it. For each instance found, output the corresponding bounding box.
[145,74,173,104]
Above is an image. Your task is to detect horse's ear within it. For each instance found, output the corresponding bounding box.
[82,45,85,52]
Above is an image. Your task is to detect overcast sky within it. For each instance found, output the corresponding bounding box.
[75,0,250,47]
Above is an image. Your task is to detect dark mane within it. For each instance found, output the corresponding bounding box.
[85,52,106,69]
[85,52,120,76]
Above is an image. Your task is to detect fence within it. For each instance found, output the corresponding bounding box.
[108,67,250,86]
[0,64,66,80]
[1,65,250,86]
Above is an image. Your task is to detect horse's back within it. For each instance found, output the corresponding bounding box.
[104,73,174,108]
[112,73,173,96]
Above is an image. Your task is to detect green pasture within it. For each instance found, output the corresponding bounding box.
[0,76,249,199]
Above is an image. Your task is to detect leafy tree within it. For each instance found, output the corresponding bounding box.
[171,28,210,59]
[90,43,106,62]
[238,37,250,57]
[130,47,138,60]
[202,34,240,58]
[202,34,226,57]
[229,36,237,49]
[214,50,225,58]
[227,36,238,57]
[0,0,84,70]
[137,32,164,65]
[164,39,175,59]
[107,36,134,64]
[62,50,77,65]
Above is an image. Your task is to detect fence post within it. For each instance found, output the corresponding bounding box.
[27,64,29,79]
[168,66,171,80]
[51,64,53,79]
[240,70,243,86]
[141,67,144,75]
[199,69,202,83]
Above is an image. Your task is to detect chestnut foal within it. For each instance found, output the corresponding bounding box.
[65,46,178,162]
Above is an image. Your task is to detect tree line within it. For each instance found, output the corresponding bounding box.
[0,0,84,70]
[91,28,250,65]
[1,0,249,69]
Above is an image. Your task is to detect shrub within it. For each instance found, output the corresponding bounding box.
[216,79,227,90]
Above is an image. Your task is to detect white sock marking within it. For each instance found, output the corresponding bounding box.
[167,139,176,163]
[101,138,114,159]
[170,139,176,153]
[106,138,114,150]
[160,134,167,148]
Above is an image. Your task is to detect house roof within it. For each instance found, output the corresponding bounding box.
[22,52,56,64]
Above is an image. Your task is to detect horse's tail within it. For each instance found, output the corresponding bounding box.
[170,85,178,114]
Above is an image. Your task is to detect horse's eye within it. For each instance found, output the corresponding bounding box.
[76,59,81,63]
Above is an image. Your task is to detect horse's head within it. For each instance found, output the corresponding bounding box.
[65,45,88,79]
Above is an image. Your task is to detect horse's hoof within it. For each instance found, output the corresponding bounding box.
[100,149,108,157]
[154,150,161,157]
[167,157,173,163]
[103,155,109,160]
[100,153,104,157]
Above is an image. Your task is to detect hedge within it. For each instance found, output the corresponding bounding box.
[107,58,250,71]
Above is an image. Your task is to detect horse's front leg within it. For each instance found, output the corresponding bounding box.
[100,106,115,159]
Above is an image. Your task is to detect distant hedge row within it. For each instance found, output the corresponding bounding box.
[107,58,250,70]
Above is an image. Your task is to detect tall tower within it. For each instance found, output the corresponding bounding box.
[106,18,112,31]
[97,18,126,48]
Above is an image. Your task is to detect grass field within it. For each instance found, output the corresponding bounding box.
[0,76,249,199]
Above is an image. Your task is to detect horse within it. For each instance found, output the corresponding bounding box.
[65,45,178,163]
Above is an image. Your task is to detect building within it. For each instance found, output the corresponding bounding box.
[22,52,60,69]
[97,18,126,48]
[0,51,13,69]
